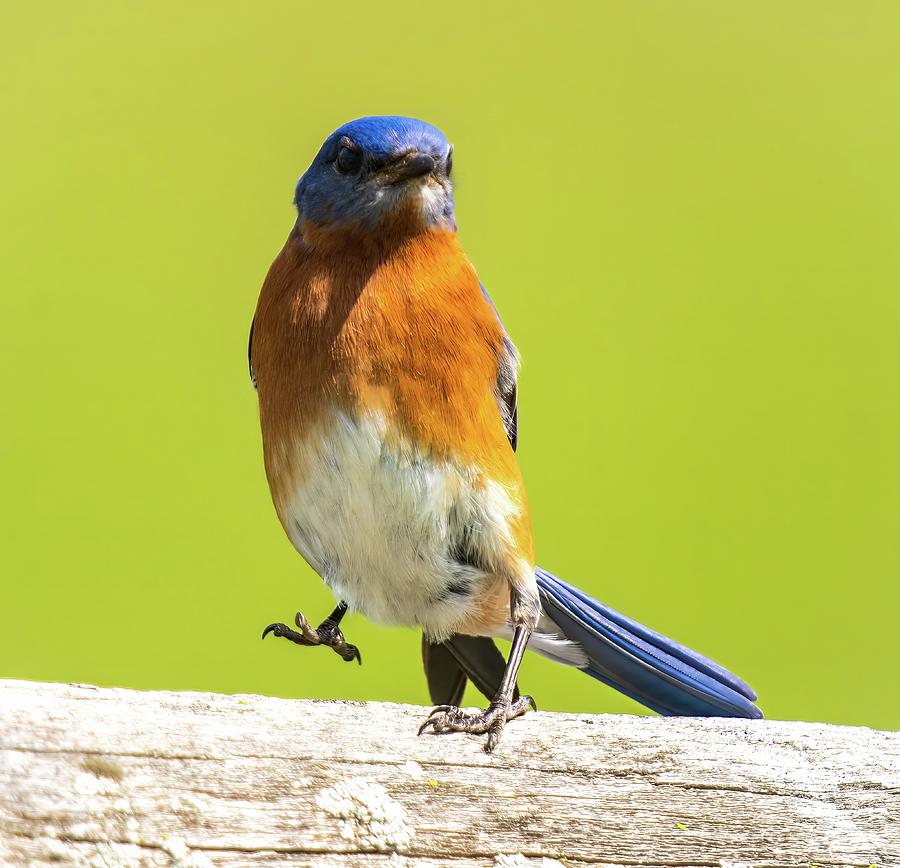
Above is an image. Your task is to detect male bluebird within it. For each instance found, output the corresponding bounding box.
[250,116,762,751]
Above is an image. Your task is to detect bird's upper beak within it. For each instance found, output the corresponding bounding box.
[378,152,436,184]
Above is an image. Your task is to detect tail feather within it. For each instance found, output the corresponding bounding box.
[536,568,763,719]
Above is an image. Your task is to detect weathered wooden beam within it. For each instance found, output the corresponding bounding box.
[1,679,897,866]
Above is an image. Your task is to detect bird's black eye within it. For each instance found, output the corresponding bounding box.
[445,145,453,177]
[336,145,362,175]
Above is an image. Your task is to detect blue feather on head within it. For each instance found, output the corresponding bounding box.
[294,116,455,230]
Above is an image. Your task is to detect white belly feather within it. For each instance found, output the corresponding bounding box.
[281,410,527,641]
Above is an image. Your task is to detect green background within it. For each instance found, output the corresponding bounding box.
[2,2,898,730]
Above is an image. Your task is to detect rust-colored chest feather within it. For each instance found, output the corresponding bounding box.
[252,224,514,475]
[252,220,535,637]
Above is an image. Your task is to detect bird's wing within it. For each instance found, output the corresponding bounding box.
[422,634,520,705]
[480,284,518,451]
[248,317,257,390]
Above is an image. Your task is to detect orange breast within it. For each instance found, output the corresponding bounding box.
[251,222,535,570]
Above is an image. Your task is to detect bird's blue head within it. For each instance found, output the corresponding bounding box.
[293,116,455,233]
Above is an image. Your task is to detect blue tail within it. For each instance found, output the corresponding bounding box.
[536,568,763,719]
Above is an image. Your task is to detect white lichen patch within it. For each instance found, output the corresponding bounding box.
[316,779,414,852]
[162,835,189,861]
[39,839,139,867]
[169,792,208,815]
[73,772,120,798]
[122,815,140,843]
[40,836,72,862]
[161,834,213,867]
[66,821,105,842]
[402,760,425,780]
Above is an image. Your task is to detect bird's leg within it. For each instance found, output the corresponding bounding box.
[418,589,537,752]
[262,601,361,664]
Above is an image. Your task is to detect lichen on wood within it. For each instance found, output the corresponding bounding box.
[1,679,898,867]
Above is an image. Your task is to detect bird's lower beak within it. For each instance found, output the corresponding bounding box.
[381,152,436,183]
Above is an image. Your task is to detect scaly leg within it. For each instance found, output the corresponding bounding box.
[262,601,361,664]
[418,589,538,753]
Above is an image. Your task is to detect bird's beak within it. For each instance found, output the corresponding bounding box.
[379,152,436,184]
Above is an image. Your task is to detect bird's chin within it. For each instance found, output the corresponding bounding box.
[415,179,448,223]
[371,177,450,229]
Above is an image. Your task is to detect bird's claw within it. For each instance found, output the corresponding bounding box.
[328,633,362,664]
[262,610,362,664]
[261,611,320,645]
[417,695,536,753]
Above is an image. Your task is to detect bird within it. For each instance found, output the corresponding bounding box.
[249,115,762,752]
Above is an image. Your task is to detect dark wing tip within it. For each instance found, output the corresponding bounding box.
[248,317,257,390]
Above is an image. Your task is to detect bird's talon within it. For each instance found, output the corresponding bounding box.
[262,607,361,661]
[261,622,288,641]
[335,641,362,664]
[417,695,535,751]
[486,725,502,753]
[417,706,457,735]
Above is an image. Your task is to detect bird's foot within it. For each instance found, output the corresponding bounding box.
[417,694,537,753]
[261,611,362,664]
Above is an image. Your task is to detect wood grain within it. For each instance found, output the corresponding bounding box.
[1,679,897,867]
